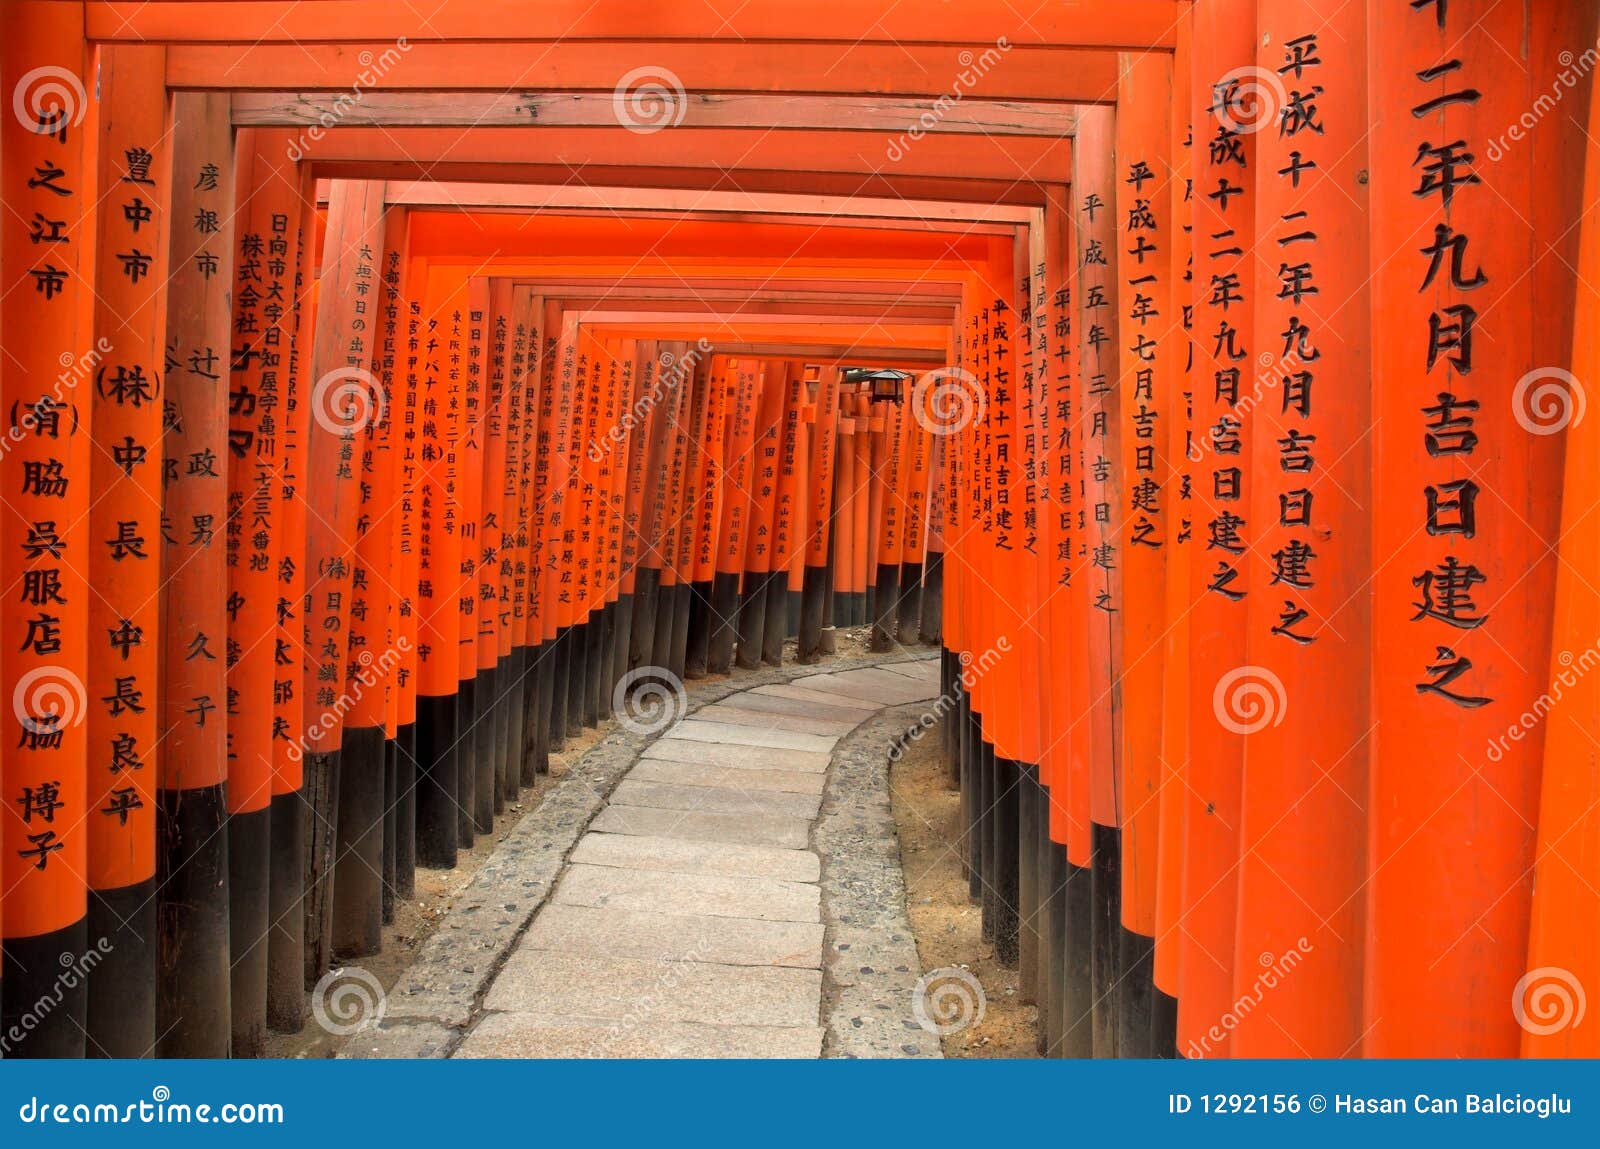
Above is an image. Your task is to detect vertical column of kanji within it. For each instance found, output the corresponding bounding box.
[81,44,166,1059]
[685,354,727,678]
[869,385,907,653]
[785,371,814,643]
[297,179,383,986]
[737,365,781,668]
[851,383,875,627]
[668,353,708,681]
[534,308,570,757]
[157,92,234,1058]
[0,3,90,1058]
[799,369,841,661]
[266,164,317,1034]
[1179,0,1255,1059]
[710,360,757,672]
[376,211,412,920]
[830,386,858,630]
[956,296,988,907]
[329,200,403,964]
[503,287,534,786]
[224,127,301,1057]
[390,245,422,894]
[455,279,491,836]
[1112,52,1175,1059]
[595,341,626,705]
[1153,6,1195,1061]
[764,365,804,666]
[481,280,512,808]
[623,344,663,677]
[610,339,645,699]
[897,386,932,643]
[1367,0,1584,1057]
[1524,36,1600,1061]
[920,422,945,647]
[1229,2,1371,1057]
[548,317,584,741]
[1073,105,1125,1058]
[575,338,607,722]
[413,270,462,868]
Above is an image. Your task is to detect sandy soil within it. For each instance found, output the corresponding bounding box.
[887,719,1040,1058]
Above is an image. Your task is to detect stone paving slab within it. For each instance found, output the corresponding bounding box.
[483,948,823,1028]
[712,690,876,724]
[456,1013,825,1059]
[554,862,821,922]
[670,719,839,753]
[695,703,862,737]
[589,802,812,848]
[611,777,822,820]
[751,683,886,711]
[628,757,826,796]
[570,831,821,882]
[643,737,831,773]
[883,660,941,682]
[793,670,937,707]
[522,902,824,968]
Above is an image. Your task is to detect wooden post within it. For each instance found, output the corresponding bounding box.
[85,42,167,1059]
[158,91,235,1058]
[799,368,841,661]
[711,358,760,672]
[737,364,781,666]
[1,1,91,1058]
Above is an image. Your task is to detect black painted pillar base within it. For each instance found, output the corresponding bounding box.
[1152,986,1179,1058]
[920,551,944,645]
[156,781,231,1057]
[628,567,661,672]
[735,571,767,670]
[870,561,900,651]
[707,570,742,674]
[567,620,589,733]
[332,724,386,961]
[978,736,995,923]
[301,749,341,990]
[896,560,924,641]
[684,579,714,677]
[1117,927,1157,1058]
[650,583,676,673]
[496,654,517,807]
[2,920,88,1057]
[668,583,692,681]
[456,678,477,850]
[393,722,417,898]
[1017,763,1041,1003]
[597,600,618,704]
[584,609,604,727]
[414,692,459,869]
[1040,840,1068,1058]
[267,787,306,1033]
[786,586,801,639]
[473,665,496,833]
[797,564,829,663]
[612,593,635,695]
[548,628,569,750]
[993,756,1021,968]
[1089,822,1123,1059]
[1061,858,1095,1058]
[383,735,397,924]
[762,573,787,666]
[227,804,271,1057]
[86,876,157,1058]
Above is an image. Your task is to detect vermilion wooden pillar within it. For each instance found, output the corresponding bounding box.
[1179,0,1254,1059]
[299,179,385,985]
[626,345,670,676]
[1074,104,1125,1059]
[1524,43,1600,1060]
[481,280,513,806]
[1231,0,1371,1058]
[225,125,303,1056]
[711,359,761,672]
[763,364,805,665]
[1366,0,1586,1057]
[737,364,781,668]
[458,278,490,836]
[799,369,841,661]
[1113,51,1175,1058]
[686,354,729,677]
[1,1,91,1058]
[158,91,235,1058]
[85,42,167,1059]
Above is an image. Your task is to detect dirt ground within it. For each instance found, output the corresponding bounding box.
[887,720,1041,1058]
[267,723,606,1059]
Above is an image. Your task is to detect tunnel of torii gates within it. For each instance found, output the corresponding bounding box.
[2,0,1600,1064]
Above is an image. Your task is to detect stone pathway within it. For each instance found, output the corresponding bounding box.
[453,657,940,1058]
